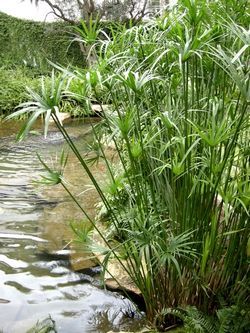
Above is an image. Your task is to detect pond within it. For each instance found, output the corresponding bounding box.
[0,119,143,333]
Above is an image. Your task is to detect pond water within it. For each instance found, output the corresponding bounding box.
[0,119,143,333]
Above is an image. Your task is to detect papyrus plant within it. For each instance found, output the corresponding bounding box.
[7,0,249,330]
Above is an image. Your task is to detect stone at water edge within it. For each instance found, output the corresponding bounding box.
[91,104,110,114]
[91,224,142,296]
[70,248,98,271]
[104,271,141,296]
[48,112,71,124]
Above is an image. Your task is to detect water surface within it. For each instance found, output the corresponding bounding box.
[0,119,142,333]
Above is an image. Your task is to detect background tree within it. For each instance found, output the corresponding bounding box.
[28,0,162,23]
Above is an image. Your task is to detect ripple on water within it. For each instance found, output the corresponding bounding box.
[0,119,144,333]
[0,254,28,269]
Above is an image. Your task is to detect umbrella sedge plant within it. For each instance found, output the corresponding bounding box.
[6,0,249,330]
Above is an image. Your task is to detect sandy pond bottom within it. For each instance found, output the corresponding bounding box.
[0,119,144,333]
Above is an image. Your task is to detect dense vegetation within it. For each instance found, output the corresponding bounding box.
[0,11,83,68]
[6,0,250,331]
[0,11,83,114]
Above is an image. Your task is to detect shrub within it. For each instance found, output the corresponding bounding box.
[0,66,41,115]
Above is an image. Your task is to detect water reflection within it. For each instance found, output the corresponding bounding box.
[0,119,143,333]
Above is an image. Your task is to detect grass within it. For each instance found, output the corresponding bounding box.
[7,0,250,331]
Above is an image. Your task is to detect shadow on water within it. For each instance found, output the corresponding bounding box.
[0,119,145,333]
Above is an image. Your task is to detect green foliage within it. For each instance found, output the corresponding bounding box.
[217,305,250,333]
[155,305,250,333]
[0,11,84,114]
[26,315,56,333]
[73,15,101,45]
[35,150,68,186]
[7,0,250,331]
[0,12,125,114]
[0,66,41,114]
[154,307,216,333]
[5,70,68,138]
[0,11,83,71]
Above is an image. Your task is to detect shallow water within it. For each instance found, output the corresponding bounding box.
[0,119,142,333]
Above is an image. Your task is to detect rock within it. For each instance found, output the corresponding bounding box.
[104,259,141,296]
[91,104,110,114]
[91,225,141,297]
[70,249,98,271]
[48,112,71,124]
